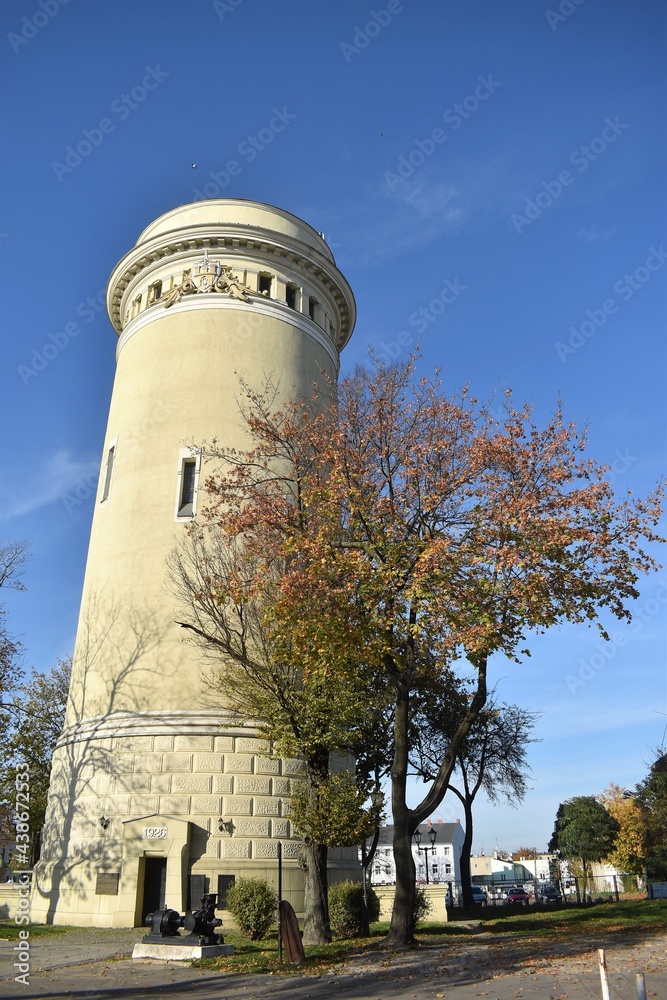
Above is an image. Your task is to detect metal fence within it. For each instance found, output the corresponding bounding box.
[434,874,648,906]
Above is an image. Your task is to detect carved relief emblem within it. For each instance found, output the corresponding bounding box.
[164,252,254,308]
[192,251,220,292]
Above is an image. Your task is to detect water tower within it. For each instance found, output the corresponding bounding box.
[32,200,357,926]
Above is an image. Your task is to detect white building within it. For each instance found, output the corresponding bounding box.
[369,819,465,885]
[512,853,552,883]
[470,851,553,888]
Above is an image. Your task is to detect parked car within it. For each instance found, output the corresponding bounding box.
[538,885,561,904]
[470,885,488,906]
[493,885,517,900]
[506,888,530,906]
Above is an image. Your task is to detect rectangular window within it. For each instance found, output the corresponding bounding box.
[258,273,272,296]
[178,460,196,517]
[308,296,318,321]
[101,442,116,503]
[175,449,201,520]
[217,874,236,909]
[131,294,142,318]
[445,863,452,874]
[147,280,162,304]
[187,874,210,910]
[285,283,298,309]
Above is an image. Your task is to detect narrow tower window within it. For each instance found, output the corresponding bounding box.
[175,450,201,520]
[285,283,298,309]
[147,280,162,304]
[308,296,318,322]
[101,442,116,503]
[131,294,142,318]
[258,273,272,296]
[178,461,196,517]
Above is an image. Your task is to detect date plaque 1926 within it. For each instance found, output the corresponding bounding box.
[142,827,168,840]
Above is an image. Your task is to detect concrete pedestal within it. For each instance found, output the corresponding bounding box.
[132,941,234,961]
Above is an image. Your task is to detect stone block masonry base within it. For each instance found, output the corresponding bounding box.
[31,717,359,927]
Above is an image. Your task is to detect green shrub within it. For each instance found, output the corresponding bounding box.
[413,885,432,925]
[225,878,278,940]
[328,879,380,938]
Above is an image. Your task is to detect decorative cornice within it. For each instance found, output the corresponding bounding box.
[107,227,356,350]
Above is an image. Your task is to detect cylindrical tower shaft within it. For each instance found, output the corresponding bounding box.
[32,200,356,927]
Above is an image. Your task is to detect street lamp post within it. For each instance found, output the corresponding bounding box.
[414,827,437,884]
[361,839,370,937]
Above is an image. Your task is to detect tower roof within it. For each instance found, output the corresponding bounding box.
[106,199,356,350]
[136,199,336,262]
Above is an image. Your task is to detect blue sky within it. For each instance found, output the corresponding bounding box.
[1,0,665,854]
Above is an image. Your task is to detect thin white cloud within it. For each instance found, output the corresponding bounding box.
[575,224,618,243]
[387,176,464,219]
[0,451,99,521]
[350,178,467,265]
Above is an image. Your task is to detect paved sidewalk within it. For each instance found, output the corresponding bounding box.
[0,927,144,978]
[1,928,665,1000]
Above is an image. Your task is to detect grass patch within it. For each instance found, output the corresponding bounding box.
[200,901,667,974]
[0,922,70,941]
[447,899,667,938]
[414,920,478,935]
[195,925,389,975]
[197,915,497,974]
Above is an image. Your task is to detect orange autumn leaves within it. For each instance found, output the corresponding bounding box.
[198,362,662,686]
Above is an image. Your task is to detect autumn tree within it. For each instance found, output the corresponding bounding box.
[170,520,386,944]
[177,359,663,947]
[598,783,648,880]
[0,658,71,866]
[511,846,540,862]
[549,796,620,896]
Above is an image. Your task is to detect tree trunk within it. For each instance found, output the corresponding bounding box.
[386,653,488,947]
[385,682,417,947]
[301,839,331,944]
[30,828,42,870]
[459,798,474,908]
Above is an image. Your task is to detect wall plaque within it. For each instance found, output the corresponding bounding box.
[142,826,168,839]
[95,872,120,895]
